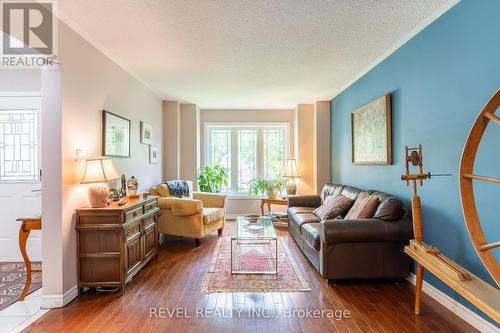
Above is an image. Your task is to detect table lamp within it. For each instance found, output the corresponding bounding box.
[283,158,300,195]
[81,157,121,208]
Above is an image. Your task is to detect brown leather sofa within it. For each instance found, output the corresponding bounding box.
[288,183,413,282]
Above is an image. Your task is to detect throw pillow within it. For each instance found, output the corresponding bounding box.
[345,192,380,220]
[313,194,354,220]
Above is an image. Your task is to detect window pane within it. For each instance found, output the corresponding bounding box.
[264,128,285,179]
[0,109,38,181]
[210,129,231,191]
[237,129,257,192]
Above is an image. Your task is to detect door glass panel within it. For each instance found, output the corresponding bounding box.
[0,109,38,181]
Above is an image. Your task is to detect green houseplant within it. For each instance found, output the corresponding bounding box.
[248,178,287,198]
[197,165,229,193]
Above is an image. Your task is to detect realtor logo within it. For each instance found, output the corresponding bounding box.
[1,0,57,67]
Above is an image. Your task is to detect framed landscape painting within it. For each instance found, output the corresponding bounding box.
[351,94,392,165]
[102,110,131,158]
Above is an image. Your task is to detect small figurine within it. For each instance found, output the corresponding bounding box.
[120,174,127,197]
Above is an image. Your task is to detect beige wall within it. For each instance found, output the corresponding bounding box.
[295,104,315,195]
[163,101,180,180]
[180,104,199,186]
[315,101,331,193]
[41,21,163,306]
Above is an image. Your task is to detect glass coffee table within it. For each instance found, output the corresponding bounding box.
[231,216,277,275]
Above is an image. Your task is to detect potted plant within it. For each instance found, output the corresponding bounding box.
[248,178,287,198]
[197,165,229,193]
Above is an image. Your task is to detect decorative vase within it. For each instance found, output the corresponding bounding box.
[266,189,278,199]
[88,183,109,208]
[127,176,138,196]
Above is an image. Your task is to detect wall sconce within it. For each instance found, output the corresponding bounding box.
[75,149,83,163]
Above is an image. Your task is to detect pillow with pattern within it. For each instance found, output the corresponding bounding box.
[313,194,354,220]
[345,192,380,220]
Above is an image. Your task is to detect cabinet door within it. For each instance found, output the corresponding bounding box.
[142,217,157,259]
[125,224,142,275]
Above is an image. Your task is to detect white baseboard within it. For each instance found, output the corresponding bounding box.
[407,273,498,333]
[41,285,78,309]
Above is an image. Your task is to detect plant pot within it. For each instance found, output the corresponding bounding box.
[266,189,278,199]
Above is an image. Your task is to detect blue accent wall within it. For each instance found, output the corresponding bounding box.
[331,0,499,325]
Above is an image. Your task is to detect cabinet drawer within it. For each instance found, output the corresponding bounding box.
[144,201,158,214]
[143,216,155,231]
[125,206,143,222]
[125,223,141,241]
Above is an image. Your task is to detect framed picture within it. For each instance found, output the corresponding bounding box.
[149,145,159,164]
[102,110,130,158]
[351,94,392,165]
[141,121,153,145]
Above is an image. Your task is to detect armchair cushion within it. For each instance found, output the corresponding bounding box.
[193,192,226,208]
[203,207,224,224]
[158,197,202,216]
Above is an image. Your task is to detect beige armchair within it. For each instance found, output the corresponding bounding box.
[150,181,226,246]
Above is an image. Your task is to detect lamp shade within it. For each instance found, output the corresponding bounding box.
[283,159,300,178]
[81,157,121,184]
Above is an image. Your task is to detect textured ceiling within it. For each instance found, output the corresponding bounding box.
[59,0,456,108]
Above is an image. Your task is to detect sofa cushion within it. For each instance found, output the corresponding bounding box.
[369,191,403,221]
[313,194,354,220]
[340,186,362,201]
[345,192,380,220]
[203,207,224,224]
[288,206,315,215]
[289,212,321,229]
[320,184,344,203]
[301,223,320,250]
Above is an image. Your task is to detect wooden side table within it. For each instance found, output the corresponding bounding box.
[260,197,288,215]
[17,217,42,301]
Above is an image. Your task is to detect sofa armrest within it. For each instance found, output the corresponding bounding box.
[320,217,413,244]
[192,192,227,208]
[157,197,203,216]
[288,195,321,208]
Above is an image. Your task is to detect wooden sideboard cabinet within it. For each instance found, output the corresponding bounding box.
[76,196,161,294]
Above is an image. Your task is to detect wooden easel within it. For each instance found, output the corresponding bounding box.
[402,145,500,323]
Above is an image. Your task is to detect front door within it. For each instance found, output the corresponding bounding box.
[0,96,42,261]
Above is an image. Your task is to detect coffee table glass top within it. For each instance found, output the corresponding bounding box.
[233,216,277,240]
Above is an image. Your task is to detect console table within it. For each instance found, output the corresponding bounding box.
[260,197,288,215]
[17,216,42,301]
[76,196,160,295]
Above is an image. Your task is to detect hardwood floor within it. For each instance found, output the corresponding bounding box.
[24,221,478,333]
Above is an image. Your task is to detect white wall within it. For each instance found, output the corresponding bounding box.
[41,21,163,307]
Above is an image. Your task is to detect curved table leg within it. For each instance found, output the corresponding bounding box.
[19,223,31,301]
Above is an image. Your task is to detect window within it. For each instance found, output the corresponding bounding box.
[205,123,289,195]
[0,108,39,182]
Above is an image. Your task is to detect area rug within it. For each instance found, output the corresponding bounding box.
[201,237,310,293]
[0,262,42,311]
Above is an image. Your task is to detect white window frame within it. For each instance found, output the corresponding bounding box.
[204,122,290,195]
[0,96,41,183]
